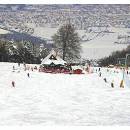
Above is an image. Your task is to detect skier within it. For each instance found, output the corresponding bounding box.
[120,80,124,88]
[13,66,15,70]
[98,68,101,71]
[18,63,20,67]
[12,81,15,87]
[104,78,107,83]
[34,66,37,70]
[27,73,30,78]
[111,80,114,88]
[23,62,26,71]
[31,67,33,71]
[99,72,101,77]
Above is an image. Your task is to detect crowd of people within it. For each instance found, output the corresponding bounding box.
[10,62,129,89]
[11,62,39,88]
[93,66,128,88]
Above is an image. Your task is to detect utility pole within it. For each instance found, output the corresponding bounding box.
[120,54,130,88]
[125,54,130,67]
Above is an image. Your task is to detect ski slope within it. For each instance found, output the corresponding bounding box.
[1,62,130,125]
[81,27,129,60]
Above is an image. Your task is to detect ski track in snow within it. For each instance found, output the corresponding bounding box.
[0,63,130,125]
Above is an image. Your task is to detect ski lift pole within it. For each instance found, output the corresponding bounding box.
[123,68,125,80]
[117,57,125,66]
[125,54,130,68]
[120,54,130,88]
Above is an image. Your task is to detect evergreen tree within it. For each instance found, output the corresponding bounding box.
[52,23,81,62]
[0,39,47,64]
[39,44,49,60]
[98,46,130,66]
[0,41,8,62]
[7,42,19,62]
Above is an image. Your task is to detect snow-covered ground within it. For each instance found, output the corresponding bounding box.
[0,28,10,34]
[1,62,130,125]
[78,27,129,59]
[81,32,128,59]
[32,27,58,39]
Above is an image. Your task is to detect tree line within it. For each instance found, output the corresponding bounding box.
[0,40,50,64]
[98,45,130,67]
[0,24,81,64]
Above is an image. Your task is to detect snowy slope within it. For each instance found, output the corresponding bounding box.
[0,28,10,34]
[29,26,129,60]
[1,62,130,125]
[81,32,128,59]
[32,27,58,40]
[81,27,130,59]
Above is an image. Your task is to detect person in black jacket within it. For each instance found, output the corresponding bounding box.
[12,81,15,87]
[27,73,30,78]
[99,72,102,77]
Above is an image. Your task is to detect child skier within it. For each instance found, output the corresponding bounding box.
[120,80,124,88]
[27,73,30,78]
[12,81,15,87]
[13,66,15,70]
[111,80,114,88]
[99,72,102,77]
[104,78,107,83]
[18,63,20,67]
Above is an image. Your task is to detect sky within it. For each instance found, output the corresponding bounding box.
[0,0,130,4]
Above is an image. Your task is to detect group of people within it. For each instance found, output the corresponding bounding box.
[97,67,126,88]
[11,62,31,88]
[98,69,115,88]
[11,72,30,88]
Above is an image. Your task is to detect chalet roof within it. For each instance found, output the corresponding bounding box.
[41,50,67,65]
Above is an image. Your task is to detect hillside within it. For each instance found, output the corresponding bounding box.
[0,27,47,47]
[0,4,130,60]
[81,27,130,59]
[29,26,129,59]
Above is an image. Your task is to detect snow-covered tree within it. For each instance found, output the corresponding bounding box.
[0,41,8,62]
[39,43,49,59]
